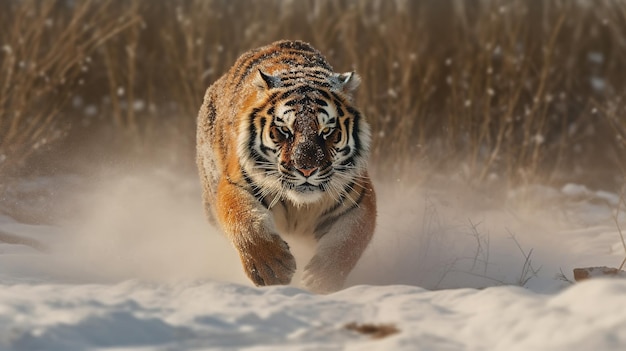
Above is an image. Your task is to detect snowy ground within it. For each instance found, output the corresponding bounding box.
[1,170,626,350]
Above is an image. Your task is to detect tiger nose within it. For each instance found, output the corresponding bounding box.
[298,167,318,178]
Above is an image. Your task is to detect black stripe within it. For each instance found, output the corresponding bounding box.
[235,50,283,88]
[249,148,269,164]
[293,85,316,95]
[279,86,334,101]
[281,81,332,89]
[231,48,262,83]
[285,98,303,106]
[330,92,343,104]
[241,169,269,209]
[338,182,366,213]
[346,106,360,116]
[338,146,351,156]
[305,72,331,80]
[348,108,362,158]
[280,90,296,100]
[225,175,249,193]
[340,157,355,167]
[235,48,332,89]
[317,89,331,99]
[341,117,352,154]
[303,67,333,77]
[207,101,217,124]
[260,144,276,155]
[335,102,345,117]
[259,117,276,155]
[265,91,281,104]
[281,71,329,81]
[322,180,356,216]
[247,114,272,162]
[315,187,365,240]
[232,39,334,90]
[260,116,267,131]
[314,215,339,239]
[314,99,328,106]
[247,108,261,158]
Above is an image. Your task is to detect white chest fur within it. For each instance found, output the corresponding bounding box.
[271,200,328,237]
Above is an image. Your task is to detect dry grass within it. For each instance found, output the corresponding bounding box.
[2,0,626,190]
[0,0,140,175]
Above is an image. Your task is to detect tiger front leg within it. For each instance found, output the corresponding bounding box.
[215,178,296,286]
[302,185,376,294]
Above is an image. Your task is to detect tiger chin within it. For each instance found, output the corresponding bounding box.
[196,40,376,294]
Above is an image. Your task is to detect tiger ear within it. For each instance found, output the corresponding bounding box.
[333,72,361,95]
[254,69,282,91]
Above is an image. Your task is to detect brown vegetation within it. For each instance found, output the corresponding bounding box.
[1,0,625,190]
[573,267,626,282]
[345,321,400,339]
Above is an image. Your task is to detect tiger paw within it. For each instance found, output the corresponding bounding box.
[302,256,346,294]
[238,235,296,286]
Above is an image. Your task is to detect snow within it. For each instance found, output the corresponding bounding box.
[1,171,626,350]
[2,280,626,350]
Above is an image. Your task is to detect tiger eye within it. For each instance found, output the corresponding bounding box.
[280,126,291,136]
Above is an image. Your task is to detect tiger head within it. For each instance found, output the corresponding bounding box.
[239,68,371,206]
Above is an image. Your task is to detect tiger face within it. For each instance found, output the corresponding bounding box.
[239,70,370,206]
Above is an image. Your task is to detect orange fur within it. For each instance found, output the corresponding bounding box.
[196,40,376,293]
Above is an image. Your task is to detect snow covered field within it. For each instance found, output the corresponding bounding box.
[1,171,626,350]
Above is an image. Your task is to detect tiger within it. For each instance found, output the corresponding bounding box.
[196,40,376,294]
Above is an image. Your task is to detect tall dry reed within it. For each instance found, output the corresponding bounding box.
[1,0,625,190]
[0,0,141,176]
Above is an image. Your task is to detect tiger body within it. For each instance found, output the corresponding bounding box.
[196,40,376,293]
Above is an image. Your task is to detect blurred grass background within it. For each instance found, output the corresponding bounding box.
[1,0,626,193]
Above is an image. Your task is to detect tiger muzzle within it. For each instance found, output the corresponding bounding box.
[293,139,325,176]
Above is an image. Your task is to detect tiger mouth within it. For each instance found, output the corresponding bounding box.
[281,180,328,193]
[296,183,321,193]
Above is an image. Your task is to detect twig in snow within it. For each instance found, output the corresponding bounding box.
[613,182,626,271]
[507,228,541,287]
[467,218,490,274]
[556,268,575,285]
